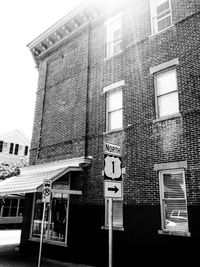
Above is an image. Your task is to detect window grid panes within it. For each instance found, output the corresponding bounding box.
[159,170,189,233]
[107,89,123,131]
[151,0,172,34]
[155,68,179,118]
[106,14,122,58]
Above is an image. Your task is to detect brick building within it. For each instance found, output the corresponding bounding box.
[0,0,200,266]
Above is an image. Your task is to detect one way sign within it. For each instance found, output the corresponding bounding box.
[104,181,122,198]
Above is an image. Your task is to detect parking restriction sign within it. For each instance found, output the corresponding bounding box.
[42,180,52,203]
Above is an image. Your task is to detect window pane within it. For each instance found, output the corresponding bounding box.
[48,194,68,243]
[105,199,123,227]
[160,170,189,232]
[163,173,185,198]
[32,193,49,239]
[113,201,123,227]
[164,199,188,232]
[10,199,18,216]
[108,90,122,112]
[158,16,171,32]
[156,69,177,96]
[158,91,179,117]
[108,109,122,130]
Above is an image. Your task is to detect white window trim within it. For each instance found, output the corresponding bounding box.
[150,0,173,36]
[29,192,70,247]
[158,169,190,237]
[104,12,123,59]
[154,66,180,120]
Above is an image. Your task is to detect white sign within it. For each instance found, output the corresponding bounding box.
[42,180,52,203]
[104,181,122,198]
[104,155,122,180]
[104,142,121,156]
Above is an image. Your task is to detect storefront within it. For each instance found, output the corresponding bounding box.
[0,157,91,247]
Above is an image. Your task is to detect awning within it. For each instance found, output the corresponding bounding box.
[0,157,91,196]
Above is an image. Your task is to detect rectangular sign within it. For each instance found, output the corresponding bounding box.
[42,179,52,203]
[104,142,121,156]
[104,181,122,198]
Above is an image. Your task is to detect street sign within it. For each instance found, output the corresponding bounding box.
[104,181,122,198]
[104,155,122,181]
[42,179,52,203]
[104,142,121,156]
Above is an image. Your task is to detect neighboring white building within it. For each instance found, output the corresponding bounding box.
[0,129,30,164]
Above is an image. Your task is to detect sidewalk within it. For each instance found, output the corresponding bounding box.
[0,244,94,267]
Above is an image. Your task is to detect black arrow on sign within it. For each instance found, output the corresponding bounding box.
[108,186,119,194]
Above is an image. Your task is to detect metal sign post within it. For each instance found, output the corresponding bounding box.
[38,201,46,267]
[108,198,113,267]
[38,179,52,267]
[103,142,123,267]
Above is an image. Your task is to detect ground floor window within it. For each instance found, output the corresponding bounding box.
[31,192,69,244]
[105,198,123,228]
[0,197,24,217]
[159,169,189,234]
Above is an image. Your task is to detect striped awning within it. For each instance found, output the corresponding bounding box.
[0,157,91,196]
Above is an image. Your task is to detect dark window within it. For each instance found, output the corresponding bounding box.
[9,143,14,154]
[24,146,29,156]
[0,141,3,152]
[14,144,19,155]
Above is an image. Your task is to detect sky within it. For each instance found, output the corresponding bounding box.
[0,0,84,140]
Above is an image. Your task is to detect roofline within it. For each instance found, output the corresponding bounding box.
[27,0,90,50]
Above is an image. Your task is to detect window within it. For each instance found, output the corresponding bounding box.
[0,198,24,217]
[31,192,69,244]
[155,68,179,118]
[3,142,8,153]
[9,143,14,154]
[151,0,172,34]
[14,144,19,155]
[105,199,123,228]
[24,146,29,156]
[106,89,123,131]
[105,13,122,58]
[159,169,189,234]
[0,141,3,152]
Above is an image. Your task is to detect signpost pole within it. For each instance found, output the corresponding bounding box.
[108,197,113,267]
[38,201,46,267]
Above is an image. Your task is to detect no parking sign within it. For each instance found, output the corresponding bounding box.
[42,179,52,203]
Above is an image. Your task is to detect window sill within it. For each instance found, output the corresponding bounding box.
[103,128,123,135]
[29,237,68,246]
[104,51,123,61]
[101,226,124,231]
[158,230,191,237]
[150,25,174,37]
[153,113,181,123]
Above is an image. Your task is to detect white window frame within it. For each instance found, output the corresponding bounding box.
[106,88,123,132]
[29,192,70,246]
[159,169,190,236]
[150,0,173,35]
[104,198,124,230]
[154,67,179,119]
[105,13,122,59]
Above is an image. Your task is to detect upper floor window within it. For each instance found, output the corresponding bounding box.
[151,0,172,34]
[24,146,29,156]
[159,169,189,235]
[0,141,3,152]
[106,88,123,131]
[105,199,123,228]
[154,68,179,118]
[9,143,14,154]
[105,13,122,58]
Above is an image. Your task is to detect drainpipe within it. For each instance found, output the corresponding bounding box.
[36,62,48,160]
[84,21,91,158]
